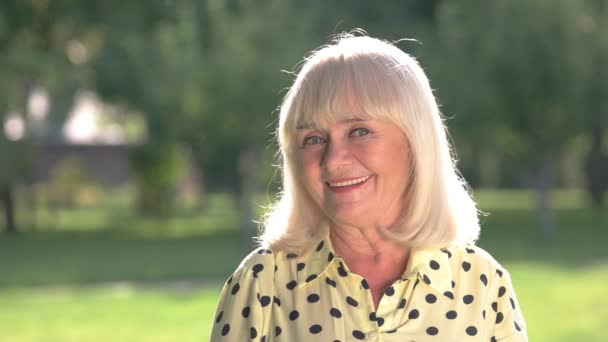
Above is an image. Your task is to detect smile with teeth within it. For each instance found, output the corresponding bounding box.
[328,175,371,188]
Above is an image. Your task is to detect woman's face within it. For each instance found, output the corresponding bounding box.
[296,116,411,230]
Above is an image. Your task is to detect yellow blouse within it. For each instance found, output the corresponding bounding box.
[210,235,527,341]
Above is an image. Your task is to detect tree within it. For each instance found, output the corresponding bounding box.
[92,0,196,217]
[581,0,608,207]
[0,1,80,233]
[434,0,600,238]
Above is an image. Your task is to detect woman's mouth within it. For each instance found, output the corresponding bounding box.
[327,175,371,190]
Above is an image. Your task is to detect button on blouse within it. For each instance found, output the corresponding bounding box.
[210,234,527,341]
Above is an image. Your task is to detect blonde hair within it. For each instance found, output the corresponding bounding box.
[260,33,480,253]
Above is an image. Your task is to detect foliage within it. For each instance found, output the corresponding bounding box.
[47,156,101,207]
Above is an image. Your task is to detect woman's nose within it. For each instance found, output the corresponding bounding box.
[322,139,353,172]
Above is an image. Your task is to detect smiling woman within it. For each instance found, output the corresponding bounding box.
[209,33,528,341]
[296,118,411,238]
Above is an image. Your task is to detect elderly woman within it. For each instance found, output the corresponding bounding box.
[210,34,527,341]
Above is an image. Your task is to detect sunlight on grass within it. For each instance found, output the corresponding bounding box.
[0,286,219,342]
[474,189,590,210]
[508,263,608,342]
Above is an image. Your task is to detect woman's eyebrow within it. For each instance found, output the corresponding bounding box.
[296,124,313,130]
[296,117,369,130]
[339,117,369,124]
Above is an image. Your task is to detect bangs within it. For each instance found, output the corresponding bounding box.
[288,50,406,133]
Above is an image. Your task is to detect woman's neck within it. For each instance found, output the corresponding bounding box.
[329,223,410,310]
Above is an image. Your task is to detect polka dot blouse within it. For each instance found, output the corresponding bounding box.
[210,234,527,341]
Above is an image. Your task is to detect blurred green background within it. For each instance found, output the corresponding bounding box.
[1,1,607,341]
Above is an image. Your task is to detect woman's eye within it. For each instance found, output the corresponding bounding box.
[303,136,325,146]
[350,127,370,137]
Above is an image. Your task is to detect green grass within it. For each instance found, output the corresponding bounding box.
[507,263,608,341]
[0,189,606,341]
[0,286,219,342]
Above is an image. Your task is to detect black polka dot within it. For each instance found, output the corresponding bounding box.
[491,337,497,342]
[221,324,230,336]
[446,310,457,319]
[259,295,271,307]
[376,317,385,327]
[352,330,365,340]
[483,310,486,319]
[492,302,498,312]
[337,264,348,277]
[426,326,439,335]
[496,312,504,324]
[496,269,504,277]
[480,274,488,286]
[286,280,297,290]
[309,324,322,334]
[327,252,334,262]
[463,294,474,304]
[297,263,305,271]
[306,274,317,282]
[451,280,456,288]
[369,312,377,321]
[423,274,432,285]
[515,322,521,331]
[385,286,395,296]
[307,293,320,303]
[425,293,437,304]
[462,261,471,272]
[227,274,233,284]
[274,265,278,272]
[275,326,282,336]
[444,291,454,299]
[386,329,397,334]
[257,248,272,254]
[441,248,452,258]
[261,336,266,342]
[330,308,342,318]
[215,311,223,323]
[466,247,475,254]
[498,286,506,297]
[398,298,407,309]
[242,306,250,318]
[466,326,477,336]
[316,241,324,251]
[408,309,419,319]
[430,260,440,270]
[346,296,358,307]
[231,283,240,295]
[250,327,257,338]
[289,310,299,320]
[325,277,337,288]
[273,296,281,306]
[252,263,264,274]
[510,297,516,309]
[286,253,297,259]
[414,278,420,289]
[361,279,369,289]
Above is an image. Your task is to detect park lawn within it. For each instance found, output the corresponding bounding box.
[0,285,219,342]
[0,190,606,341]
[1,263,607,341]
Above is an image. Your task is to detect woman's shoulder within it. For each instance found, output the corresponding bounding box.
[442,244,508,272]
[229,246,277,280]
[435,244,515,290]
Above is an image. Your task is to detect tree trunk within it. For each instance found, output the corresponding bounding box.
[536,153,557,240]
[236,147,258,254]
[1,183,17,234]
[585,123,607,208]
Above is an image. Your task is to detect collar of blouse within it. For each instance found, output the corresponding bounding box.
[291,233,455,299]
